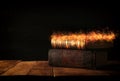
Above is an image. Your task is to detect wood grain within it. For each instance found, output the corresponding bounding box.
[0,60,21,74]
[53,67,113,76]
[28,61,53,76]
[0,60,119,76]
[2,61,36,76]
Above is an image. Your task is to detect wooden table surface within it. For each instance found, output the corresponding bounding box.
[0,60,119,76]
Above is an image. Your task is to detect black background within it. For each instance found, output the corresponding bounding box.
[0,2,120,60]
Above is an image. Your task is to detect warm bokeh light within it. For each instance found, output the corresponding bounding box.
[51,31,116,49]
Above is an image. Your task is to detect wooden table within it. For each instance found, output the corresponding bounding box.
[0,60,119,76]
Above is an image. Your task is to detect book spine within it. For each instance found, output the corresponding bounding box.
[48,49,94,68]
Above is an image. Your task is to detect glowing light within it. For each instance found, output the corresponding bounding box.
[51,31,116,49]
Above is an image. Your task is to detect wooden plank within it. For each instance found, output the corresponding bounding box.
[28,61,53,76]
[53,67,114,76]
[31,61,51,69]
[0,60,21,74]
[0,60,119,76]
[1,61,36,76]
[28,69,53,76]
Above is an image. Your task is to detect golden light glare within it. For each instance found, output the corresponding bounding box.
[51,31,116,49]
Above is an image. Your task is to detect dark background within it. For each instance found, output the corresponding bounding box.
[0,2,120,60]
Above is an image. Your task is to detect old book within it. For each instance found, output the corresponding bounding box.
[48,49,107,69]
[86,40,113,49]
